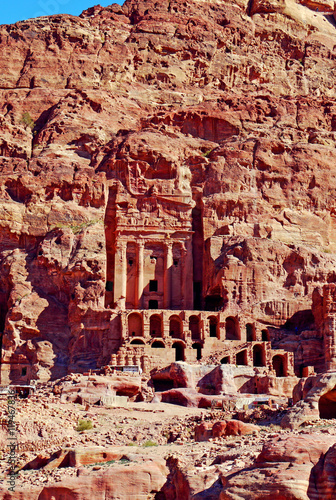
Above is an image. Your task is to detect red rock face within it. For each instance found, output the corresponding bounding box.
[1,0,336,381]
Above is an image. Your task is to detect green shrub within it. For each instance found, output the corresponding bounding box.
[20,112,35,130]
[76,419,93,432]
[142,440,157,447]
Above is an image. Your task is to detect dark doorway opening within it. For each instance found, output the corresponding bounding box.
[253,345,265,367]
[226,317,239,340]
[236,350,247,366]
[273,355,286,377]
[192,343,202,360]
[209,316,218,338]
[173,342,185,362]
[193,282,202,310]
[221,356,229,364]
[152,341,165,348]
[246,323,255,341]
[262,329,269,341]
[148,300,158,309]
[189,316,200,340]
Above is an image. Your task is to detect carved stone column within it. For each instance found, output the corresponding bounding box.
[114,240,127,309]
[183,238,193,310]
[164,241,173,309]
[136,240,145,309]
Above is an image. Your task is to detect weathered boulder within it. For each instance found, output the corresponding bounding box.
[54,373,141,404]
[195,420,259,442]
[38,460,168,500]
[282,371,336,429]
[220,435,336,499]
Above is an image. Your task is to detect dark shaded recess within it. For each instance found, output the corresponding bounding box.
[319,388,336,419]
[205,294,223,311]
[152,378,175,392]
[283,310,314,332]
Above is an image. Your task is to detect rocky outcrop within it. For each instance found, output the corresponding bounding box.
[195,419,259,441]
[220,434,336,499]
[53,372,142,404]
[282,370,336,428]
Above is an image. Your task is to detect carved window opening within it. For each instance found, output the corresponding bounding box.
[149,280,158,292]
[221,356,230,364]
[149,300,158,309]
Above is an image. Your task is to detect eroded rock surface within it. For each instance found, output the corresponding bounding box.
[1,0,336,381]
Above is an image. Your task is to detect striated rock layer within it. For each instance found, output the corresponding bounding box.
[1,0,336,382]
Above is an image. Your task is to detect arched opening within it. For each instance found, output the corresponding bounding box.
[226,317,240,340]
[205,294,224,311]
[169,315,183,339]
[253,344,265,367]
[236,350,247,366]
[151,341,165,348]
[192,343,202,360]
[128,313,143,337]
[189,315,200,341]
[209,316,219,338]
[262,329,269,341]
[221,356,230,364]
[172,342,185,362]
[246,323,256,342]
[319,388,336,419]
[150,314,163,338]
[130,339,145,345]
[272,355,286,377]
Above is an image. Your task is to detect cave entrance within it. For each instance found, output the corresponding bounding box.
[319,389,336,419]
[205,294,224,312]
[152,379,175,392]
